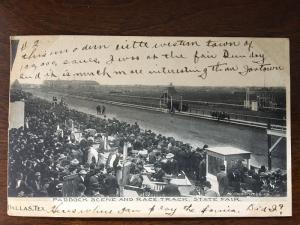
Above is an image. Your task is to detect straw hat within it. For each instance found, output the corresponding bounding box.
[166,153,174,159]
[79,170,87,175]
[58,154,67,160]
[70,158,79,166]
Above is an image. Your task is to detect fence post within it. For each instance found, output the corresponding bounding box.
[267,121,272,170]
[180,96,183,111]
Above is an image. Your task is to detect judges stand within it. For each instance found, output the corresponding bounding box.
[205,146,251,194]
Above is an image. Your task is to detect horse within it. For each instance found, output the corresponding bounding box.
[96,105,101,115]
[101,105,106,115]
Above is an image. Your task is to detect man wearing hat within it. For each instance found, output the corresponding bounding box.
[217,165,229,196]
[87,137,98,165]
[148,149,157,164]
[47,171,62,197]
[203,181,218,197]
[77,183,87,197]
[28,171,43,197]
[159,177,181,197]
[74,169,88,195]
[9,172,32,197]
[103,168,119,197]
[79,139,89,164]
[163,153,178,175]
[69,159,80,175]
[85,168,102,196]
[89,181,104,197]
[128,169,143,188]
[195,147,207,185]
[152,163,165,182]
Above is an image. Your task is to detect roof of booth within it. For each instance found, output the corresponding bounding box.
[206,146,251,156]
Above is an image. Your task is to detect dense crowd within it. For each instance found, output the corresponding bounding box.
[8,92,207,197]
[215,164,287,197]
[10,89,32,102]
[8,90,287,198]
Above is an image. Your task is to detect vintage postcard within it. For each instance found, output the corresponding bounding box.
[8,36,291,217]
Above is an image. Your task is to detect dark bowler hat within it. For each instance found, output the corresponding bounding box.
[77,183,86,192]
[90,182,101,190]
[203,181,212,188]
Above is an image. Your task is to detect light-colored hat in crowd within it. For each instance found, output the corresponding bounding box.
[79,170,87,175]
[87,137,94,143]
[70,158,79,166]
[166,153,174,159]
[56,183,63,189]
[58,154,67,160]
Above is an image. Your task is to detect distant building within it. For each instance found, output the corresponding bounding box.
[244,88,282,111]
[161,83,181,101]
[160,83,187,112]
[43,80,99,91]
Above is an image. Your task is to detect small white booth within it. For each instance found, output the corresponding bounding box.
[206,147,251,176]
[205,147,251,193]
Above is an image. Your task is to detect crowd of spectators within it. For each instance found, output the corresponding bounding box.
[8,90,287,198]
[223,164,286,197]
[8,91,207,197]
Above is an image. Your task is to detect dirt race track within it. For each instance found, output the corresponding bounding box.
[30,89,287,170]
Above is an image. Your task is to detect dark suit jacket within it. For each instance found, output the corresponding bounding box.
[217,171,229,196]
